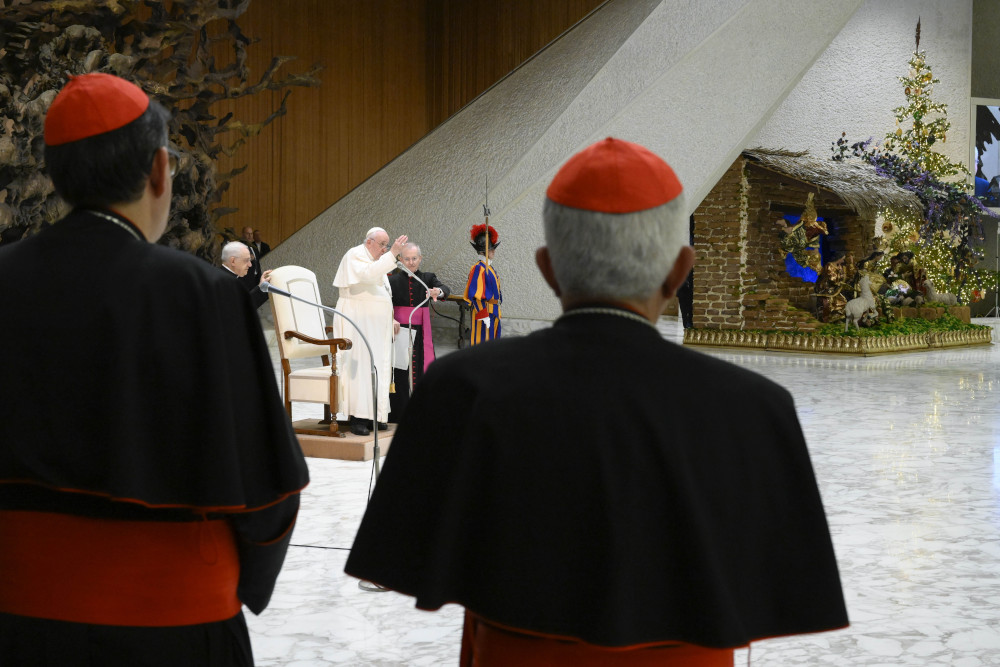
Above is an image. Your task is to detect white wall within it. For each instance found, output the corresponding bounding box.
[486,0,863,323]
[263,0,666,325]
[753,0,973,173]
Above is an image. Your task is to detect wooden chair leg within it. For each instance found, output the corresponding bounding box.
[282,361,293,422]
[326,373,343,437]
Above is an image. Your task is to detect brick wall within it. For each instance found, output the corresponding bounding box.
[692,159,745,328]
[693,158,875,331]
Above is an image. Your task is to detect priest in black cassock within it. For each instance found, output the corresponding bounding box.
[0,73,308,667]
[346,138,848,665]
[221,240,273,309]
[388,242,450,422]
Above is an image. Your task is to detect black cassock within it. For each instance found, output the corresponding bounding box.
[347,309,848,649]
[221,264,268,308]
[388,269,450,422]
[235,241,268,309]
[0,209,308,666]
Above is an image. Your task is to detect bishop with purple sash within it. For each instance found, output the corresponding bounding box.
[389,268,450,421]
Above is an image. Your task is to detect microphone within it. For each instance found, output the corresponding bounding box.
[267,275,395,596]
[395,261,430,291]
[394,261,431,394]
[258,280,285,295]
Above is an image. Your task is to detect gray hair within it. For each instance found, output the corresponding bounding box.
[221,241,248,262]
[365,227,387,241]
[402,242,422,255]
[542,195,687,302]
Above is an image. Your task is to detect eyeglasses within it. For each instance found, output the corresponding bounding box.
[166,147,180,179]
[152,146,182,179]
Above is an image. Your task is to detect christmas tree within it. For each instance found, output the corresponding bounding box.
[832,19,996,304]
[881,20,968,179]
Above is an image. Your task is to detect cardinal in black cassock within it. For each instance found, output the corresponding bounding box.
[346,138,847,665]
[0,73,307,667]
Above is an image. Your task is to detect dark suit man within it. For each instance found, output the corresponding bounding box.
[252,229,271,258]
[346,138,848,665]
[239,225,262,292]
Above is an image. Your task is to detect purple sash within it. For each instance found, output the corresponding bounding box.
[394,305,435,373]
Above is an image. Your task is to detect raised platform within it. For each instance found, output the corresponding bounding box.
[293,419,394,461]
[684,327,993,356]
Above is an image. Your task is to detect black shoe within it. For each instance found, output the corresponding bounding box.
[350,418,370,436]
[377,422,388,431]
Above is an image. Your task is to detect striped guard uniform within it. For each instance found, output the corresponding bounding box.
[465,258,502,345]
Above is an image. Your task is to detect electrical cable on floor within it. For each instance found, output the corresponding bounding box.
[290,543,351,551]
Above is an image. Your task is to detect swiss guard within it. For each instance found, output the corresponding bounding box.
[465,223,502,345]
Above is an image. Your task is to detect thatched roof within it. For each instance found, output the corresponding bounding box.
[742,148,923,219]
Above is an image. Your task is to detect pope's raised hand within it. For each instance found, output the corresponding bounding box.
[390,235,408,257]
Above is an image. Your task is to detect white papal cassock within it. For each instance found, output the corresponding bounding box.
[332,243,397,423]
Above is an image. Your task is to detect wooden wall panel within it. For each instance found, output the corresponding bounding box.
[212,0,428,245]
[212,0,604,249]
[425,0,606,127]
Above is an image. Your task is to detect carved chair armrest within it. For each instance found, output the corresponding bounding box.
[283,330,353,351]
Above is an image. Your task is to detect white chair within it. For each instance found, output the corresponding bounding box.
[268,265,351,437]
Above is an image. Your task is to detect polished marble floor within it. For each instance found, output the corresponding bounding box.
[249,315,1000,666]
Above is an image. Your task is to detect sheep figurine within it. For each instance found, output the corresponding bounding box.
[885,281,923,307]
[922,279,958,306]
[844,275,877,332]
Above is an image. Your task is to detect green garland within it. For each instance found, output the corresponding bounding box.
[816,314,988,337]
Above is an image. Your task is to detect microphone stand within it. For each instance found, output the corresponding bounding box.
[260,281,384,479]
[262,280,393,595]
[396,262,431,394]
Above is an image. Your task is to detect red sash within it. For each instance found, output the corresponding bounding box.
[0,510,241,626]
[461,612,736,666]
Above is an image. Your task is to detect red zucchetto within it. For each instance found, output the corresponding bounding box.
[546,137,683,214]
[44,73,150,146]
